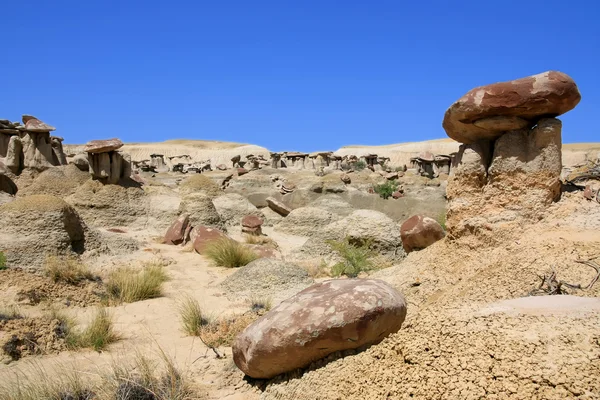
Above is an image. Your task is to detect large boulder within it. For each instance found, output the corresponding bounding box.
[266,196,292,216]
[443,71,581,144]
[220,258,314,303]
[400,215,445,253]
[0,195,88,270]
[274,206,339,237]
[179,192,225,231]
[233,279,407,379]
[212,193,265,227]
[191,225,229,254]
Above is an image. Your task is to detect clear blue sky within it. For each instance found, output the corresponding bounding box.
[1,1,598,152]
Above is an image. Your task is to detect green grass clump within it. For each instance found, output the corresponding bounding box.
[107,260,169,303]
[436,211,447,231]
[0,251,6,270]
[327,237,375,278]
[178,295,209,336]
[203,238,259,268]
[354,160,367,171]
[373,179,400,199]
[44,255,94,284]
[52,307,119,351]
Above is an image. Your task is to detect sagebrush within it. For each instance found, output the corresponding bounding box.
[373,180,399,199]
[327,237,375,277]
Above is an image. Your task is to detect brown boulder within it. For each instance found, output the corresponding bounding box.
[216,164,227,170]
[84,138,124,154]
[400,215,445,253]
[23,116,56,132]
[392,191,404,199]
[237,167,248,176]
[192,225,228,254]
[164,214,190,245]
[233,279,407,379]
[266,197,292,217]
[242,215,263,235]
[340,173,351,184]
[443,71,581,143]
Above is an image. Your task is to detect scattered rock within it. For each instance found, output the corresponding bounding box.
[192,226,229,254]
[164,214,191,245]
[340,174,351,184]
[233,279,407,379]
[216,164,227,170]
[392,191,404,199]
[242,215,263,235]
[266,197,292,217]
[400,214,445,253]
[237,167,249,176]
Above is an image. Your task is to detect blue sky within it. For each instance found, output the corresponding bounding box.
[1,1,598,152]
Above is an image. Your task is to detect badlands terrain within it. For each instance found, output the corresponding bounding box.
[0,70,599,400]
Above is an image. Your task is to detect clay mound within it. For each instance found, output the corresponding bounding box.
[308,194,355,217]
[261,194,600,399]
[18,164,90,198]
[179,174,223,198]
[212,193,265,227]
[274,206,340,237]
[220,258,314,304]
[0,195,87,270]
[66,180,147,228]
[179,192,225,231]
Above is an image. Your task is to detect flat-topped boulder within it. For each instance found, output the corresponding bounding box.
[84,138,124,154]
[443,71,581,144]
[23,116,56,132]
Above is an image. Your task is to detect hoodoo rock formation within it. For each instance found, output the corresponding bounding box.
[444,71,581,241]
[83,138,132,184]
[0,115,68,173]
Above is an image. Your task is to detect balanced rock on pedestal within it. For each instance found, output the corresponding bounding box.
[84,138,132,184]
[443,71,581,241]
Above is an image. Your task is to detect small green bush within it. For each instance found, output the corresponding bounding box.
[203,238,259,268]
[0,251,6,270]
[326,238,374,278]
[354,160,367,171]
[373,180,399,199]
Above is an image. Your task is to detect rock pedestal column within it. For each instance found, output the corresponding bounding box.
[85,138,132,184]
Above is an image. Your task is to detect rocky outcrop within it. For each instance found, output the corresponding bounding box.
[233,279,407,378]
[443,71,581,144]
[84,138,132,184]
[0,116,67,173]
[444,72,579,242]
[400,215,445,253]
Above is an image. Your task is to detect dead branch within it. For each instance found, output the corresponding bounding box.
[530,259,600,296]
[197,334,224,359]
[575,259,600,289]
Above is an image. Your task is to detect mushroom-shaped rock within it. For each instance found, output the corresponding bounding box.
[242,215,263,235]
[23,116,56,132]
[400,215,445,253]
[192,225,229,254]
[233,279,407,379]
[84,138,124,154]
[443,71,581,144]
[164,214,190,245]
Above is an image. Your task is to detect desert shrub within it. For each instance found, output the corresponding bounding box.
[0,305,22,321]
[178,295,209,336]
[203,238,259,268]
[354,160,367,171]
[44,255,94,284]
[373,180,399,199]
[179,174,221,197]
[198,313,257,348]
[248,296,272,313]
[327,238,375,278]
[0,251,6,270]
[107,260,169,303]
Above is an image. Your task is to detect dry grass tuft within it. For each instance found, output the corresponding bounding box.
[106,259,169,303]
[0,305,22,321]
[297,259,333,278]
[44,255,95,284]
[203,238,258,268]
[198,313,257,348]
[178,295,209,336]
[248,296,272,313]
[243,234,278,249]
[61,308,119,351]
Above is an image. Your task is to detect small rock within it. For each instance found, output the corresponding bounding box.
[192,225,229,254]
[242,215,263,236]
[266,197,292,217]
[400,214,445,253]
[164,214,190,245]
[237,167,248,176]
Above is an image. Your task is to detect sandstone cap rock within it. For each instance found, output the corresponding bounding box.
[22,115,56,132]
[84,138,124,154]
[443,71,581,144]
